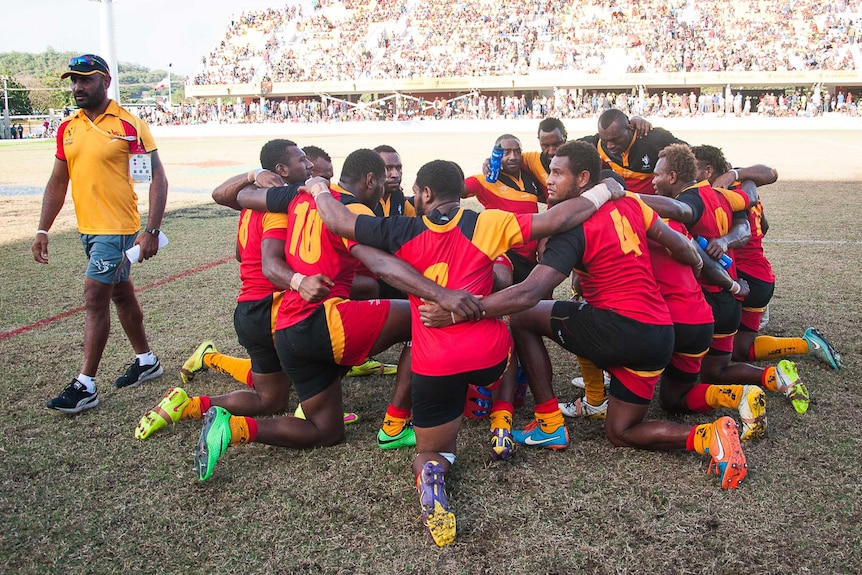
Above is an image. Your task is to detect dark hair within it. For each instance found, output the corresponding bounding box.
[260,139,297,170]
[415,160,463,202]
[554,141,601,185]
[340,148,385,184]
[373,144,398,154]
[598,108,628,130]
[302,145,331,163]
[659,144,698,182]
[691,144,728,173]
[537,117,567,139]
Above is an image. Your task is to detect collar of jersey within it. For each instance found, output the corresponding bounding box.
[422,206,463,231]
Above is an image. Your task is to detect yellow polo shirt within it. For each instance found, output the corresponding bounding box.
[56,100,157,234]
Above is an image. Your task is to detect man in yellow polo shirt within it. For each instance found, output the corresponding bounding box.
[32,54,169,414]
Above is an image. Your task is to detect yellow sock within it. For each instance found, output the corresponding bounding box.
[705,385,745,409]
[382,415,409,437]
[578,357,607,406]
[537,409,565,433]
[691,423,715,456]
[761,366,780,393]
[205,352,252,386]
[228,416,252,445]
[489,409,513,431]
[752,336,808,361]
[181,396,204,420]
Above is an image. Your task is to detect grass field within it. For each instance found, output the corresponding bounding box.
[1,121,861,574]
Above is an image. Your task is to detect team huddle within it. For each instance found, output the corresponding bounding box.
[37,54,842,549]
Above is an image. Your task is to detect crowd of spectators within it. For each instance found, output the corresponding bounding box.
[133,87,858,127]
[189,0,860,86]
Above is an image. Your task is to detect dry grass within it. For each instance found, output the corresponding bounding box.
[1,128,861,574]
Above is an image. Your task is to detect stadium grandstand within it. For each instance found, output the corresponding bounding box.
[173,0,862,124]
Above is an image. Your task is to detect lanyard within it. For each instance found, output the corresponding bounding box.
[82,110,142,147]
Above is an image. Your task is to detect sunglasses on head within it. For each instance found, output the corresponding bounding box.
[69,55,98,67]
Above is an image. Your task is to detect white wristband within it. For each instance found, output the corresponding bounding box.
[36,230,49,236]
[290,273,306,292]
[311,186,331,199]
[581,184,611,210]
[729,281,741,295]
[731,169,740,182]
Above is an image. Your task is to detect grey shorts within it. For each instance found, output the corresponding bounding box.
[81,234,136,284]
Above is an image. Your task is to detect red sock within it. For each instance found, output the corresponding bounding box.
[491,400,514,414]
[534,397,558,414]
[685,427,697,451]
[199,396,212,413]
[246,372,255,389]
[386,404,411,419]
[246,417,258,443]
[685,384,713,413]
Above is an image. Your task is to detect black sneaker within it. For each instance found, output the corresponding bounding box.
[47,379,99,413]
[114,358,164,388]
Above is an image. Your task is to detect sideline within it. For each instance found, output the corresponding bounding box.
[149,114,862,140]
[0,256,235,341]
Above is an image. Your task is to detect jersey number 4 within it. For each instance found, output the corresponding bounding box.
[610,208,642,256]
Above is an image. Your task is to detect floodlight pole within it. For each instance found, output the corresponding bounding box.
[168,63,172,108]
[2,76,10,139]
[92,0,120,103]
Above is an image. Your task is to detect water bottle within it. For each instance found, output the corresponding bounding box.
[486,144,503,183]
[696,236,732,269]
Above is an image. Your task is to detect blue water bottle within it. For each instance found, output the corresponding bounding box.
[696,236,732,269]
[486,144,503,183]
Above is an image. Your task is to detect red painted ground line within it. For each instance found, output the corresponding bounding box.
[0,256,235,341]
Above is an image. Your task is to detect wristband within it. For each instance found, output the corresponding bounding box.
[694,254,704,271]
[728,281,741,295]
[36,230,49,236]
[451,311,456,325]
[581,183,611,210]
[290,273,306,292]
[247,168,265,183]
[731,169,740,182]
[310,185,331,199]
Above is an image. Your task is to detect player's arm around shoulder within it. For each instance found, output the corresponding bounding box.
[647,217,701,269]
[637,192,695,224]
[530,178,624,239]
[307,178,361,240]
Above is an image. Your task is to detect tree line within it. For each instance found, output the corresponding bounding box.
[0,49,181,114]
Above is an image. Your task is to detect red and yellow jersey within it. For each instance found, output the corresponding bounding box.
[520,150,550,197]
[677,181,741,292]
[718,189,775,283]
[464,171,542,262]
[648,219,714,325]
[360,188,416,280]
[265,184,373,330]
[355,208,531,376]
[540,193,672,326]
[236,208,287,302]
[375,188,416,217]
[55,100,157,234]
[580,128,685,195]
